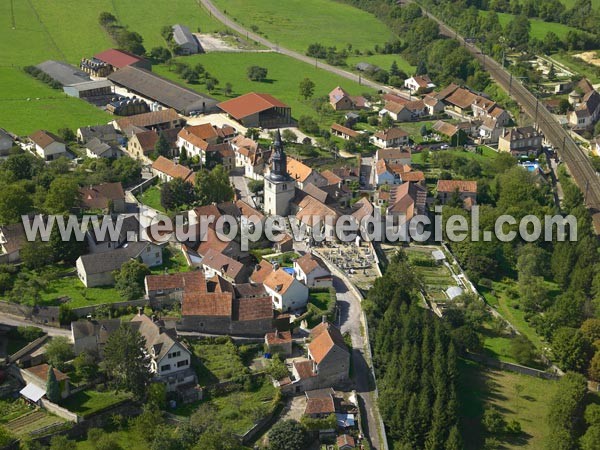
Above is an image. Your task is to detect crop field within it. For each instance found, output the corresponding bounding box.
[5,410,65,436]
[154,52,376,120]
[479,11,579,40]
[212,0,395,53]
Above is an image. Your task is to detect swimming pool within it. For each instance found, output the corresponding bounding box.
[520,162,539,172]
[283,267,295,276]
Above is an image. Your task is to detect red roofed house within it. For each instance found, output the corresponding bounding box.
[218,92,292,128]
[201,248,248,283]
[370,127,409,148]
[29,130,67,161]
[265,330,293,356]
[180,273,273,335]
[328,86,367,111]
[79,182,125,213]
[436,180,477,208]
[145,270,204,300]
[304,388,337,418]
[263,268,309,311]
[404,75,436,93]
[20,364,71,402]
[290,321,350,391]
[152,156,194,183]
[176,124,219,161]
[293,252,332,288]
[337,434,356,450]
[94,48,151,72]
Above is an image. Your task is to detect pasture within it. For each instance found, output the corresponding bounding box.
[211,0,396,53]
[153,52,376,120]
[480,11,579,40]
[458,359,558,450]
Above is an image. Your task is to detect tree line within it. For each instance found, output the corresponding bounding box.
[366,252,462,449]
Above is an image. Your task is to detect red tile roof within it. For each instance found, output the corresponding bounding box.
[436,180,477,193]
[309,322,348,364]
[182,290,233,316]
[331,123,359,138]
[294,360,316,379]
[94,48,147,68]
[79,182,125,210]
[235,296,273,321]
[25,364,69,382]
[264,268,296,295]
[251,260,274,284]
[152,156,194,181]
[266,330,292,345]
[305,396,336,415]
[218,93,289,120]
[146,271,204,293]
[29,130,63,148]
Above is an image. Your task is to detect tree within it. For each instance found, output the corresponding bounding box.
[160,178,196,211]
[73,352,98,381]
[87,429,123,450]
[266,356,289,380]
[268,420,307,450]
[44,177,80,214]
[483,407,506,434]
[0,426,15,448]
[20,238,54,270]
[114,259,151,301]
[547,373,588,450]
[0,184,33,225]
[58,128,75,143]
[112,157,142,185]
[148,383,167,409]
[245,128,260,140]
[420,124,428,137]
[299,78,315,100]
[248,179,263,194]
[49,435,76,450]
[104,324,151,398]
[510,335,537,366]
[224,82,233,96]
[154,133,171,159]
[589,351,600,381]
[98,12,117,27]
[581,318,600,343]
[49,216,87,264]
[46,364,61,403]
[46,337,73,371]
[246,66,268,82]
[282,129,298,143]
[580,425,600,450]
[552,327,592,373]
[381,113,394,129]
[195,165,234,205]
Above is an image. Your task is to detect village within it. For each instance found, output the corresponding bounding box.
[0,19,598,449]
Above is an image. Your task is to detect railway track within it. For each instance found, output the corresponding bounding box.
[415,3,600,233]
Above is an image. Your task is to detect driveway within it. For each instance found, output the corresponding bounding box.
[0,312,72,340]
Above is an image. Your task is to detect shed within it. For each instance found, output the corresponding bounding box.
[36,60,91,86]
[432,250,446,262]
[445,286,464,300]
[173,24,201,54]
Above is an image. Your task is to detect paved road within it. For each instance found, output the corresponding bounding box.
[410,1,600,233]
[0,312,72,339]
[199,0,407,97]
[230,168,256,207]
[328,271,385,450]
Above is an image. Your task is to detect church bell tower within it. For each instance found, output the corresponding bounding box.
[264,130,295,216]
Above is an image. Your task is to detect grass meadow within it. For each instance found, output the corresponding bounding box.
[212,0,395,53]
[458,359,558,450]
[479,11,579,40]
[153,52,377,120]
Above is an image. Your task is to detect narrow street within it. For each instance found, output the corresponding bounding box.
[0,312,72,339]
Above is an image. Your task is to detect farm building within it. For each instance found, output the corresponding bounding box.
[218,92,292,128]
[173,24,202,54]
[63,80,114,99]
[108,66,218,115]
[0,128,14,156]
[35,60,91,86]
[94,49,152,71]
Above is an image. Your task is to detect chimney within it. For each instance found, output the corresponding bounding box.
[322,315,327,324]
[137,306,143,316]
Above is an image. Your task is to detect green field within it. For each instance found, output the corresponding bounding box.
[39,276,120,308]
[137,185,165,212]
[154,52,376,120]
[551,52,600,84]
[479,11,579,40]
[346,54,415,76]
[60,390,131,418]
[212,0,395,53]
[459,359,558,450]
[560,0,600,8]
[190,338,248,385]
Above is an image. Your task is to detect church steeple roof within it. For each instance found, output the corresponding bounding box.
[269,129,288,181]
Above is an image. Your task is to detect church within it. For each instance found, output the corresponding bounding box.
[263,130,295,216]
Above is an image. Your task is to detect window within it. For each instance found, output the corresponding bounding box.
[161,364,171,371]
[177,360,189,367]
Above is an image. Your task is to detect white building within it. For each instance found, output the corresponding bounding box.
[29,130,68,161]
[263,268,309,311]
